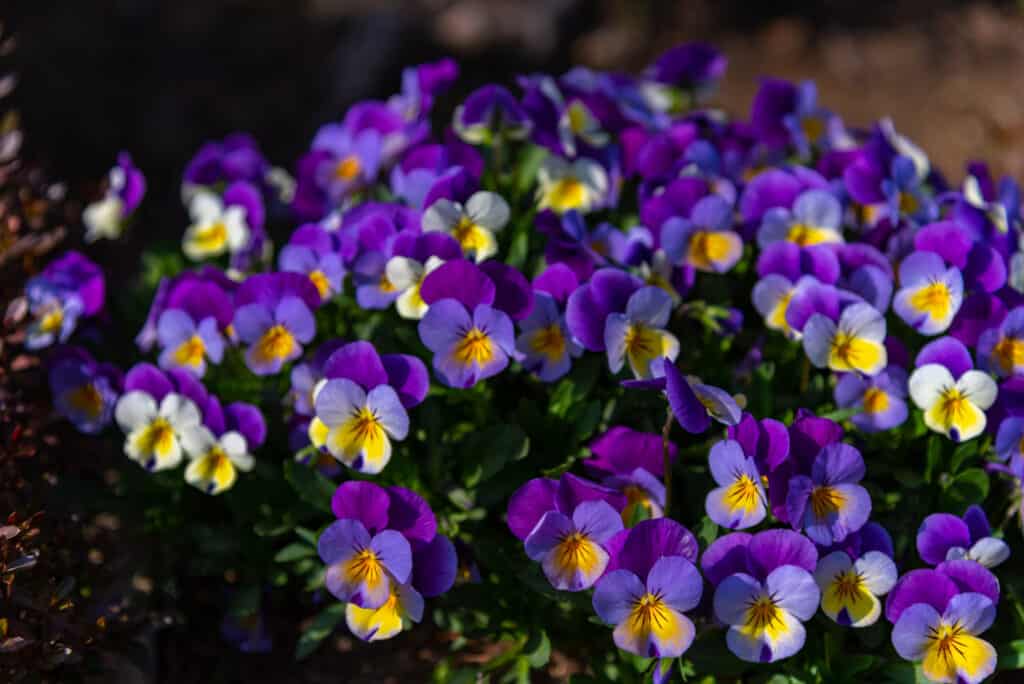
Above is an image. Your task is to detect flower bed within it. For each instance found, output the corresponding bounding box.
[25,43,1024,682]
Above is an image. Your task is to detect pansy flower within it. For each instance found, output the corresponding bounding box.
[182,189,250,261]
[813,549,897,627]
[707,530,820,663]
[318,518,412,609]
[453,84,531,145]
[909,341,997,442]
[803,302,887,376]
[624,360,742,432]
[893,251,963,335]
[233,273,319,376]
[24,280,83,350]
[114,385,203,472]
[978,306,1024,377]
[278,244,345,302]
[516,291,581,382]
[604,286,679,379]
[916,506,1010,569]
[422,191,510,263]
[536,156,609,214]
[311,123,382,200]
[892,592,997,684]
[156,309,226,377]
[181,427,253,495]
[786,442,871,546]
[996,415,1024,468]
[705,440,767,530]
[525,500,623,591]
[661,195,742,273]
[758,189,844,248]
[586,427,672,523]
[49,347,121,434]
[834,365,909,433]
[507,473,627,542]
[383,231,463,320]
[83,151,146,243]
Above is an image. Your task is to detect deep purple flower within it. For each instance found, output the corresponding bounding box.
[233,273,319,375]
[834,365,909,433]
[525,500,623,591]
[916,506,1010,569]
[49,347,121,434]
[786,442,871,545]
[453,85,531,144]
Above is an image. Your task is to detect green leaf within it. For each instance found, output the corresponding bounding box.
[463,424,530,487]
[998,639,1024,669]
[295,603,346,660]
[283,460,335,513]
[295,526,319,546]
[942,467,990,510]
[924,436,942,484]
[523,630,551,668]
[950,441,979,474]
[274,543,316,563]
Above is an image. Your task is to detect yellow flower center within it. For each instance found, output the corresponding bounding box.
[801,117,825,142]
[742,595,784,638]
[452,216,492,254]
[786,223,835,247]
[543,177,588,213]
[256,324,295,362]
[453,327,494,367]
[828,330,881,373]
[66,383,103,417]
[993,336,1024,374]
[173,335,206,368]
[39,305,64,333]
[862,387,889,414]
[898,191,919,215]
[529,324,566,362]
[555,531,598,572]
[725,474,761,513]
[909,282,951,321]
[135,418,175,458]
[627,592,673,633]
[378,274,396,293]
[334,155,362,181]
[809,485,845,519]
[193,221,228,252]
[567,102,589,134]
[832,570,865,603]
[622,484,655,522]
[623,324,667,374]
[687,231,734,270]
[346,547,384,585]
[309,270,331,299]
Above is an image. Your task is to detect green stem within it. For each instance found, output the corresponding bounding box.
[661,405,674,514]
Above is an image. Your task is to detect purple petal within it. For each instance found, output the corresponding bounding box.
[963,505,991,542]
[614,518,699,578]
[380,353,430,408]
[331,481,391,533]
[646,556,703,612]
[317,518,370,565]
[700,533,752,587]
[746,529,818,581]
[322,341,388,390]
[915,336,973,378]
[507,478,558,540]
[369,529,413,585]
[665,362,710,433]
[533,263,580,306]
[916,513,972,566]
[123,363,173,401]
[479,261,534,321]
[524,511,574,560]
[420,260,495,310]
[412,534,458,598]
[225,402,266,448]
[884,569,958,623]
[935,559,1000,605]
[572,500,624,545]
[385,486,438,551]
[592,569,645,625]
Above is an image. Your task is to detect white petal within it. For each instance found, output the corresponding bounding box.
[853,551,898,596]
[181,425,217,459]
[908,364,955,410]
[115,391,158,431]
[813,551,853,593]
[160,393,201,429]
[967,537,1010,568]
[188,190,224,221]
[385,256,424,290]
[465,192,510,230]
[421,199,462,233]
[957,370,998,410]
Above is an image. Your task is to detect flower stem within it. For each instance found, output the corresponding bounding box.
[661,405,674,514]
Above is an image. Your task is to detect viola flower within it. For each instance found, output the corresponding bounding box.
[156,309,225,377]
[592,555,702,658]
[786,442,871,546]
[661,195,742,273]
[605,286,679,379]
[422,191,510,263]
[83,152,146,243]
[803,302,887,376]
[625,360,742,432]
[312,124,382,200]
[311,378,408,475]
[916,506,1010,569]
[24,281,83,350]
[507,473,627,542]
[114,389,203,472]
[536,156,609,214]
[586,427,671,523]
[996,416,1024,467]
[516,291,581,382]
[893,251,963,335]
[834,365,909,433]
[705,440,767,530]
[182,189,250,261]
[233,274,319,376]
[318,518,412,609]
[892,592,997,684]
[453,84,531,145]
[758,189,844,248]
[181,427,253,495]
[49,349,121,434]
[752,274,798,338]
[909,363,997,442]
[813,550,897,627]
[278,244,345,302]
[710,530,821,664]
[382,255,443,319]
[978,306,1024,377]
[418,298,515,389]
[524,500,623,591]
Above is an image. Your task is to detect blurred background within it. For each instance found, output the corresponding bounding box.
[9,0,1024,194]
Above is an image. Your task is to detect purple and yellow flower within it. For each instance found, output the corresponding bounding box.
[422,191,509,263]
[278,244,345,302]
[453,84,531,145]
[661,195,742,273]
[917,506,1010,569]
[813,549,896,627]
[707,530,820,663]
[83,152,146,243]
[318,518,412,609]
[181,427,253,495]
[752,274,798,338]
[418,291,515,389]
[978,306,1024,377]
[507,473,627,542]
[802,302,887,376]
[182,189,251,261]
[705,440,767,530]
[156,309,226,377]
[312,123,382,201]
[536,156,609,214]
[892,592,997,684]
[604,286,679,379]
[892,251,963,335]
[233,274,319,376]
[786,442,871,546]
[592,555,702,658]
[25,280,83,349]
[114,386,203,472]
[909,362,997,443]
[625,360,742,432]
[516,291,581,382]
[586,427,671,523]
[758,189,844,248]
[49,348,121,434]
[310,379,408,475]
[524,500,623,591]
[834,365,909,433]
[996,415,1024,467]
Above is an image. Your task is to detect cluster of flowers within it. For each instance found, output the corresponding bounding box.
[509,410,1010,682]
[32,40,1022,674]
